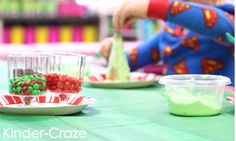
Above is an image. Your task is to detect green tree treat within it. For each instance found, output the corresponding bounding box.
[107,33,130,81]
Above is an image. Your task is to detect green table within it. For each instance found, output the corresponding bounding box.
[0,85,234,141]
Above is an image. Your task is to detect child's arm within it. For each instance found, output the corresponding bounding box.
[148,0,234,45]
[125,32,162,71]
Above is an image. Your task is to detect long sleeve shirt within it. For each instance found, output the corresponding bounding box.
[126,0,235,85]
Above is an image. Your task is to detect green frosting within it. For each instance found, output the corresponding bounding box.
[107,33,130,82]
[166,89,222,116]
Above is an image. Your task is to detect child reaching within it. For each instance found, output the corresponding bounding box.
[100,0,235,85]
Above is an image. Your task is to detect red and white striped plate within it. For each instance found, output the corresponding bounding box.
[0,95,96,115]
[85,73,160,88]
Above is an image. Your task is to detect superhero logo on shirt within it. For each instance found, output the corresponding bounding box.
[163,45,173,56]
[151,48,160,63]
[173,60,189,74]
[164,26,185,37]
[224,12,234,24]
[201,58,224,74]
[180,36,199,51]
[128,48,138,68]
[170,1,192,16]
[201,8,218,29]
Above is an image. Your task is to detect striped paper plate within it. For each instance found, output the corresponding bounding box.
[0,95,96,115]
[85,73,160,89]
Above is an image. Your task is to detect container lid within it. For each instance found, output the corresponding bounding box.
[159,74,231,86]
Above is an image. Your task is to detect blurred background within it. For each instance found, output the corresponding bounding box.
[0,0,160,44]
[0,0,233,88]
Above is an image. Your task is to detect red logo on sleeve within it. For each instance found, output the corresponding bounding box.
[164,26,185,37]
[173,60,189,74]
[170,1,192,16]
[128,48,138,67]
[180,36,199,51]
[151,48,160,63]
[163,45,173,56]
[201,8,218,29]
[201,58,224,74]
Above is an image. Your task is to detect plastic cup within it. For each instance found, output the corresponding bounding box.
[159,74,231,116]
[46,52,86,101]
[7,52,49,105]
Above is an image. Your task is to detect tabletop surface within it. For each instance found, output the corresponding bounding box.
[0,85,234,141]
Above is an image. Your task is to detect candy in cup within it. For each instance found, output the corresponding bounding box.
[7,53,49,105]
[46,53,86,101]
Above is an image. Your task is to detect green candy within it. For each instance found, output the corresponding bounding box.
[37,90,41,95]
[35,77,41,81]
[27,86,33,92]
[16,86,22,93]
[43,82,46,88]
[12,87,16,93]
[33,84,39,90]
[16,82,22,86]
[29,75,35,79]
[32,90,38,95]
[40,78,46,82]
[10,79,14,84]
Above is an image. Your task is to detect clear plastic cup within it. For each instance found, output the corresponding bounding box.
[159,74,231,116]
[7,52,49,105]
[46,52,86,101]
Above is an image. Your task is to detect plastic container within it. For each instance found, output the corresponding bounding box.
[46,52,86,100]
[7,52,49,104]
[159,74,231,116]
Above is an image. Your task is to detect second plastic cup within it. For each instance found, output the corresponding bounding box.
[46,52,86,100]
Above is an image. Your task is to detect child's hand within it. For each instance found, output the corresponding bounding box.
[99,37,113,59]
[113,0,149,32]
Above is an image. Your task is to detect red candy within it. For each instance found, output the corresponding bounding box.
[25,90,31,95]
[22,86,27,91]
[57,82,64,89]
[46,74,82,94]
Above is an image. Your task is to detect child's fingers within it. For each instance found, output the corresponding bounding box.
[113,10,121,32]
[124,17,139,26]
[113,2,129,32]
